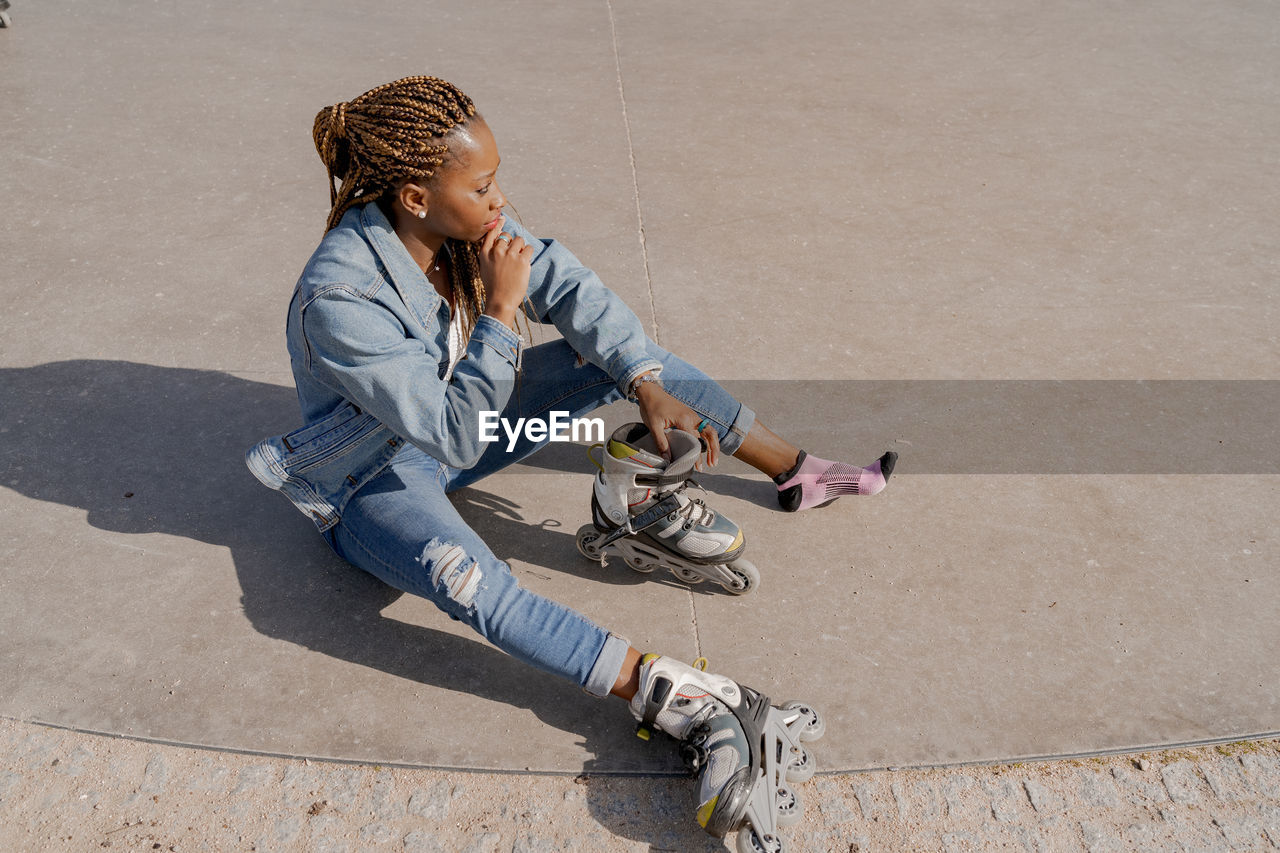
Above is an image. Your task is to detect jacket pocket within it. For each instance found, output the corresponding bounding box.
[246,402,402,531]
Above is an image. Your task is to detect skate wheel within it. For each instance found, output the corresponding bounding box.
[785,744,816,784]
[737,828,785,853]
[575,525,605,562]
[779,701,826,742]
[722,559,760,595]
[0,11,10,27]
[671,566,704,584]
[623,551,657,573]
[775,784,804,828]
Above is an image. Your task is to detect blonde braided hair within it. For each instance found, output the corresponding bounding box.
[313,75,508,344]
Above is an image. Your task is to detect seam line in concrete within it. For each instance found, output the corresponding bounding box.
[15,711,1276,777]
[605,0,660,344]
[687,586,704,661]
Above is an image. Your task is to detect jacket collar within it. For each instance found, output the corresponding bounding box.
[358,201,443,326]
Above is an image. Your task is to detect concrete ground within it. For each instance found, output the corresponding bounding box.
[2,0,1278,849]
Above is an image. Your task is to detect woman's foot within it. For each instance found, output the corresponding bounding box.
[773,450,897,512]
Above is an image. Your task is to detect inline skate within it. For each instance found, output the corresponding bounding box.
[631,654,825,853]
[575,422,761,594]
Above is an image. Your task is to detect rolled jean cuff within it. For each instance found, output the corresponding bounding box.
[583,632,630,698]
[718,403,756,457]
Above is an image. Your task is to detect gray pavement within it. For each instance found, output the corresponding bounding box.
[3,0,1280,848]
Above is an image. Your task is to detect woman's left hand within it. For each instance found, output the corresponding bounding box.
[634,379,720,467]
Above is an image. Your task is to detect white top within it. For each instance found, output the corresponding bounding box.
[443,305,466,381]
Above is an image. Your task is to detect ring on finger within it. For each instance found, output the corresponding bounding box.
[496,233,512,243]
[695,418,710,433]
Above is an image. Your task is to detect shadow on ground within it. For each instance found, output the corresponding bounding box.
[0,359,743,848]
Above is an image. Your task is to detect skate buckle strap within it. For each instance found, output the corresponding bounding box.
[596,493,685,548]
[636,674,674,741]
[635,470,691,488]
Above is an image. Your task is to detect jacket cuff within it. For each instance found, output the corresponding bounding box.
[469,314,524,369]
[616,359,663,398]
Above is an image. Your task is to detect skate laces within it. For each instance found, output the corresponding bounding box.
[681,722,713,771]
[676,658,725,773]
[669,481,717,530]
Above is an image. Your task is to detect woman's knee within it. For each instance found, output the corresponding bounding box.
[331,517,507,618]
[417,537,486,612]
[412,534,528,629]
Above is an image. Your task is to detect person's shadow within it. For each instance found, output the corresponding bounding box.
[0,359,732,850]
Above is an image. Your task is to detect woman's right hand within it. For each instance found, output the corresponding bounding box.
[478,217,533,329]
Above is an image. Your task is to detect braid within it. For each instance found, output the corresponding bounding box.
[445,237,487,343]
[314,76,529,349]
[313,75,475,233]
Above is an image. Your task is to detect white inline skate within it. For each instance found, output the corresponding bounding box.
[630,654,825,853]
[575,423,761,594]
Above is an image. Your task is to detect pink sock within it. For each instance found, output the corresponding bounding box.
[774,450,897,512]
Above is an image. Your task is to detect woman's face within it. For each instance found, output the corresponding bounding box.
[419,117,507,242]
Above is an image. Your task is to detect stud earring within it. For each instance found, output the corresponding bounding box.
[417,211,427,219]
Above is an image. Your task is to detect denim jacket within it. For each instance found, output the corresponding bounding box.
[246,202,661,531]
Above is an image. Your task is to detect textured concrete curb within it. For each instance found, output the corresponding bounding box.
[3,718,1279,852]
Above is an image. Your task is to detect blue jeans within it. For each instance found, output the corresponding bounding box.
[327,338,755,697]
